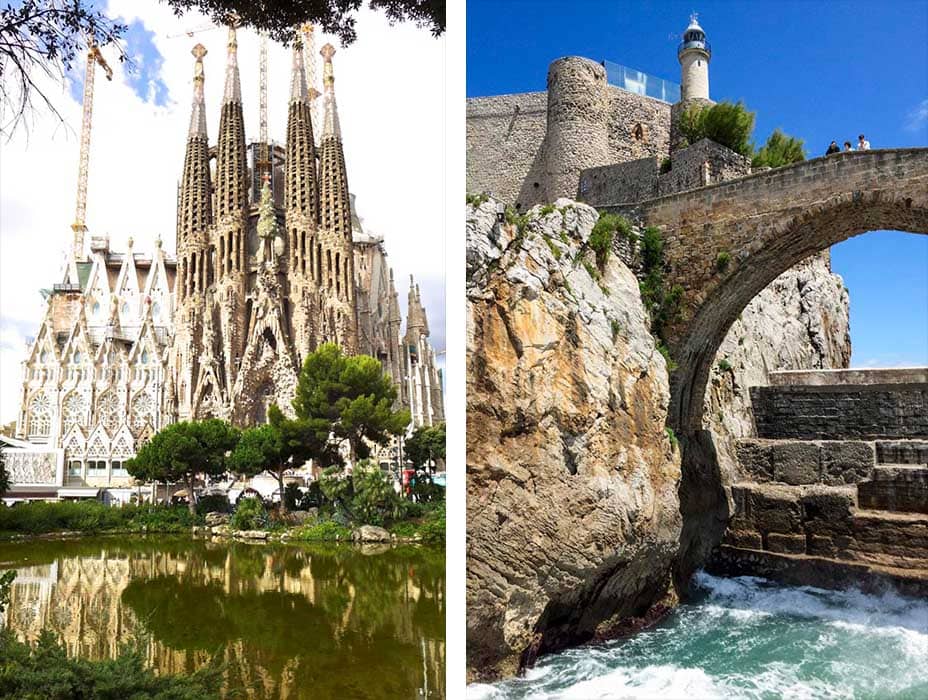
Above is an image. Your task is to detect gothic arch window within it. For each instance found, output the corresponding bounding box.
[96,391,121,435]
[130,392,154,433]
[28,392,51,437]
[40,350,49,363]
[62,392,87,434]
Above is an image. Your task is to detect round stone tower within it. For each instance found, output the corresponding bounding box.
[541,56,609,206]
[670,14,713,152]
[678,13,710,101]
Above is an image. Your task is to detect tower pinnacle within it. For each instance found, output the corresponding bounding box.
[223,23,241,104]
[189,43,207,137]
[321,43,341,138]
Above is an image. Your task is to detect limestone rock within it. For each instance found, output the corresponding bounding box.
[234,530,268,540]
[211,524,232,537]
[466,198,682,681]
[204,512,231,527]
[352,525,391,543]
[288,509,318,525]
[705,253,851,484]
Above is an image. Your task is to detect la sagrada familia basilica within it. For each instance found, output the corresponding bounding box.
[4,27,443,502]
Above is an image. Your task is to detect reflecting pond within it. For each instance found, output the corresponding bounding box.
[0,536,445,699]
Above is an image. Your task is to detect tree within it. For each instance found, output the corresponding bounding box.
[126,419,240,515]
[404,422,445,471]
[293,343,410,462]
[752,128,807,168]
[229,405,338,514]
[678,100,756,157]
[1,0,444,137]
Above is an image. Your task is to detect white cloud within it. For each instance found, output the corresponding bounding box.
[906,98,928,132]
[0,1,445,423]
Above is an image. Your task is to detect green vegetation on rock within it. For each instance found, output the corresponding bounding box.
[679,100,756,157]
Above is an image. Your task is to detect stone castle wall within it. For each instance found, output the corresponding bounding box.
[751,383,928,440]
[466,57,672,209]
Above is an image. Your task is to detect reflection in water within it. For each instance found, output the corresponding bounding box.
[0,536,445,699]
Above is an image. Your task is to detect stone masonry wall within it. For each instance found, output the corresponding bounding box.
[658,137,751,196]
[466,58,671,210]
[579,157,660,206]
[751,384,928,440]
[466,92,548,207]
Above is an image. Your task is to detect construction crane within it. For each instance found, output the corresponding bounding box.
[255,31,272,184]
[299,23,320,144]
[71,41,112,262]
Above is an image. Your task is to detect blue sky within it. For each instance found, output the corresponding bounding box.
[467,0,928,367]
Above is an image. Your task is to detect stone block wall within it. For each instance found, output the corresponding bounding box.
[466,57,672,210]
[736,439,875,486]
[657,137,751,196]
[466,92,548,207]
[751,383,928,440]
[578,157,660,206]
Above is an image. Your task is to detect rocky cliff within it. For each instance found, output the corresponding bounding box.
[705,253,851,482]
[466,198,682,681]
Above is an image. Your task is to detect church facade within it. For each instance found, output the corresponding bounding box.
[8,29,443,502]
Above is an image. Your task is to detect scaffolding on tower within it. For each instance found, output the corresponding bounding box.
[71,40,112,262]
[256,30,272,186]
[300,23,320,146]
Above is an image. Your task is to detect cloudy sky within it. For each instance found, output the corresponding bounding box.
[0,1,446,424]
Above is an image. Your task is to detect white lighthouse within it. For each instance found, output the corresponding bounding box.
[678,13,711,101]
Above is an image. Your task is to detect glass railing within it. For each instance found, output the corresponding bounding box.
[602,61,680,104]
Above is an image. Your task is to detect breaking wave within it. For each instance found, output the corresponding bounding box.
[469,572,928,699]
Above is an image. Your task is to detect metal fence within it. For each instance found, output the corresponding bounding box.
[603,61,680,104]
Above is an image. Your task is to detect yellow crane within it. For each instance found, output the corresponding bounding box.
[71,41,112,261]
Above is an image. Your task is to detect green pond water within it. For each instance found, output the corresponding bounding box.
[0,535,445,699]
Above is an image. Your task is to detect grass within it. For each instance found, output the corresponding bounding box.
[716,251,731,272]
[466,192,490,207]
[290,520,353,541]
[717,358,733,372]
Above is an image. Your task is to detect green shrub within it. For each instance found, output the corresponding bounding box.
[410,476,444,504]
[538,203,556,216]
[0,629,222,699]
[127,505,201,533]
[352,462,406,526]
[752,128,806,168]
[589,213,632,269]
[718,358,733,372]
[292,519,352,541]
[716,251,731,272]
[660,156,672,174]
[231,497,267,531]
[543,235,562,260]
[300,481,326,509]
[665,427,679,450]
[196,494,231,515]
[466,192,489,207]
[679,100,756,157]
[611,319,622,342]
[419,503,445,545]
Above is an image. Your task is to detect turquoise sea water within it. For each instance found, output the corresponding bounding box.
[469,572,928,699]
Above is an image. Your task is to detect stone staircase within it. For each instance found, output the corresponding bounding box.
[708,369,928,594]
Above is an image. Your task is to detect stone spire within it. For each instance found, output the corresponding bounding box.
[405,275,429,337]
[215,22,248,220]
[177,43,213,250]
[285,38,318,218]
[318,43,350,237]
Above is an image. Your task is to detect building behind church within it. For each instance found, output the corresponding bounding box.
[3,28,443,504]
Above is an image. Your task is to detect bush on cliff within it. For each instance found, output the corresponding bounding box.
[589,213,632,269]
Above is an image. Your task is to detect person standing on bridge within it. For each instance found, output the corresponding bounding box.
[826,140,841,155]
[857,134,871,150]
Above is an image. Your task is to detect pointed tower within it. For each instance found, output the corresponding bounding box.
[212,21,250,408]
[177,43,212,301]
[170,44,212,420]
[317,43,358,353]
[215,22,248,276]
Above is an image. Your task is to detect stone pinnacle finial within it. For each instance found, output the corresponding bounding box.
[223,23,241,104]
[290,38,308,103]
[320,43,340,138]
[189,43,208,137]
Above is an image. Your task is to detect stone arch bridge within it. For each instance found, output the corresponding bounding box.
[608,148,928,434]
